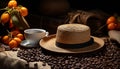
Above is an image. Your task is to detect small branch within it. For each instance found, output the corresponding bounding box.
[94,24,107,33]
[0,7,9,11]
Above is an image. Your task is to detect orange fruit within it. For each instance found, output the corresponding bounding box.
[0,13,10,24]
[2,35,9,41]
[9,39,18,48]
[106,16,116,25]
[19,7,28,16]
[8,0,17,8]
[9,19,14,28]
[13,37,22,45]
[11,30,20,37]
[16,33,24,40]
[107,23,117,30]
[2,35,12,44]
[2,35,10,44]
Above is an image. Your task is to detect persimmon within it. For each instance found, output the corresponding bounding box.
[8,0,17,8]
[106,16,116,25]
[16,33,24,40]
[19,7,28,16]
[107,23,117,30]
[0,13,10,24]
[9,39,18,48]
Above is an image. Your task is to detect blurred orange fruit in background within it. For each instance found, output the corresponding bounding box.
[9,19,14,28]
[19,7,28,17]
[2,35,10,44]
[8,0,17,8]
[16,33,24,40]
[11,30,20,37]
[13,37,22,45]
[0,13,10,24]
[9,39,18,48]
[107,23,117,30]
[106,16,116,25]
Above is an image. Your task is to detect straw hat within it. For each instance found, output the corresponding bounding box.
[39,24,104,53]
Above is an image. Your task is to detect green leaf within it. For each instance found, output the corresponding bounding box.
[10,9,30,30]
[11,15,24,30]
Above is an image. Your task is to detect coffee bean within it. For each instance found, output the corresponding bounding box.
[17,38,120,69]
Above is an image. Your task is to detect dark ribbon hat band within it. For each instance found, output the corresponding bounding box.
[56,38,94,49]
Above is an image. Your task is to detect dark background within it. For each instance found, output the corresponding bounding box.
[20,0,120,15]
[69,0,120,14]
[19,0,120,15]
[0,0,120,15]
[0,0,120,35]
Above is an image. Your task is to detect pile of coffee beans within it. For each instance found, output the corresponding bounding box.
[17,38,120,69]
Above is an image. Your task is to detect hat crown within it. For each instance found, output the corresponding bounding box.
[58,24,89,32]
[56,24,91,44]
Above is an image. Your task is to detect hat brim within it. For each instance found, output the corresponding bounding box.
[39,34,104,53]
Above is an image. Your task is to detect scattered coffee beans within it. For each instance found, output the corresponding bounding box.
[17,38,120,69]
